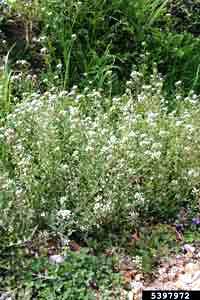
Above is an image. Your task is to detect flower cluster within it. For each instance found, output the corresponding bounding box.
[1,70,200,243]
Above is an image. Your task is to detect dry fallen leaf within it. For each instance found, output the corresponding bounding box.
[175,230,183,241]
[123,270,136,283]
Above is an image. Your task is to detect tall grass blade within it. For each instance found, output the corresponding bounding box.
[147,0,169,27]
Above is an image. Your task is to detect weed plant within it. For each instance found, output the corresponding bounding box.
[1,68,200,248]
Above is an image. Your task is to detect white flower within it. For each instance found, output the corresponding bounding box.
[40,47,48,54]
[176,95,182,101]
[151,142,162,150]
[147,112,158,122]
[59,90,68,97]
[185,124,194,131]
[188,169,199,178]
[71,34,77,40]
[175,81,182,87]
[57,209,72,220]
[159,130,167,137]
[140,139,151,147]
[134,192,145,204]
[176,120,183,126]
[4,128,15,143]
[151,151,161,160]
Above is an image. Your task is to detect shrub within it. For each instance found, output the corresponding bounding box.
[1,69,200,248]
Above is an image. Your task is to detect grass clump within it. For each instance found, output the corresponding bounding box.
[1,0,200,97]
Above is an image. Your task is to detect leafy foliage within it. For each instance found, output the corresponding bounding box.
[1,249,121,300]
